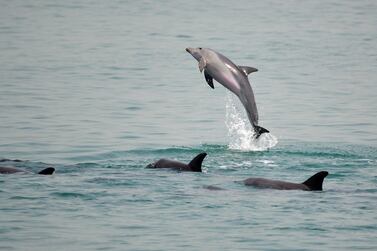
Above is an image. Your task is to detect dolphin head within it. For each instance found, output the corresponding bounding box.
[186,47,205,62]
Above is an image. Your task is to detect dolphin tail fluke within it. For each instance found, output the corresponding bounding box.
[254,125,269,139]
[188,152,207,172]
[38,167,55,175]
[302,171,329,191]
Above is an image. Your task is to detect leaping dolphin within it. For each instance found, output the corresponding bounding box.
[186,47,269,138]
[243,171,329,191]
[146,153,207,172]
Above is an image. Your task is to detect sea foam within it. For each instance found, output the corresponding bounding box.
[225,93,278,151]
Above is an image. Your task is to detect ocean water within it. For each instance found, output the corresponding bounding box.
[1,0,376,250]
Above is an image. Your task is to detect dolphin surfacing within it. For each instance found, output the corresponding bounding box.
[146,153,207,172]
[186,47,269,138]
[0,166,55,175]
[243,171,329,191]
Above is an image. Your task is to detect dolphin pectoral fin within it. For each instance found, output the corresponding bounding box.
[188,152,207,172]
[198,57,207,72]
[38,167,55,175]
[302,171,329,191]
[204,70,214,89]
[254,125,269,139]
[239,66,258,76]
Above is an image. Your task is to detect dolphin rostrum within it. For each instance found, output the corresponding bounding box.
[146,153,207,172]
[243,171,329,191]
[186,47,269,138]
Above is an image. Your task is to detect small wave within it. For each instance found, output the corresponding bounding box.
[9,196,45,200]
[225,93,278,151]
[176,34,192,38]
[50,191,95,200]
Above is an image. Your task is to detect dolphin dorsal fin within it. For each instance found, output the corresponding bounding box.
[198,57,207,72]
[188,153,207,172]
[38,167,55,175]
[302,171,329,191]
[238,66,258,76]
[204,70,214,89]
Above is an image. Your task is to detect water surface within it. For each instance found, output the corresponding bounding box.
[1,0,376,250]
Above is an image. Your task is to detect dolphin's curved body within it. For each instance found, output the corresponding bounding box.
[186,47,269,138]
[243,171,329,191]
[0,166,55,175]
[146,153,207,172]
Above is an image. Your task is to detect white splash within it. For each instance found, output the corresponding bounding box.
[225,92,278,151]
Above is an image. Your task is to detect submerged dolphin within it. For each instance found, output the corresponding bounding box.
[186,47,269,138]
[0,166,55,175]
[243,171,329,191]
[146,153,207,172]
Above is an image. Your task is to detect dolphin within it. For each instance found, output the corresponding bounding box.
[243,171,329,191]
[0,166,55,175]
[146,153,207,172]
[186,47,269,138]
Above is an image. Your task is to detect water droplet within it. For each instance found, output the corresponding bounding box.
[225,93,278,151]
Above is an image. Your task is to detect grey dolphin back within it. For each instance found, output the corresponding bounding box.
[188,153,207,172]
[302,171,329,191]
[38,167,55,175]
